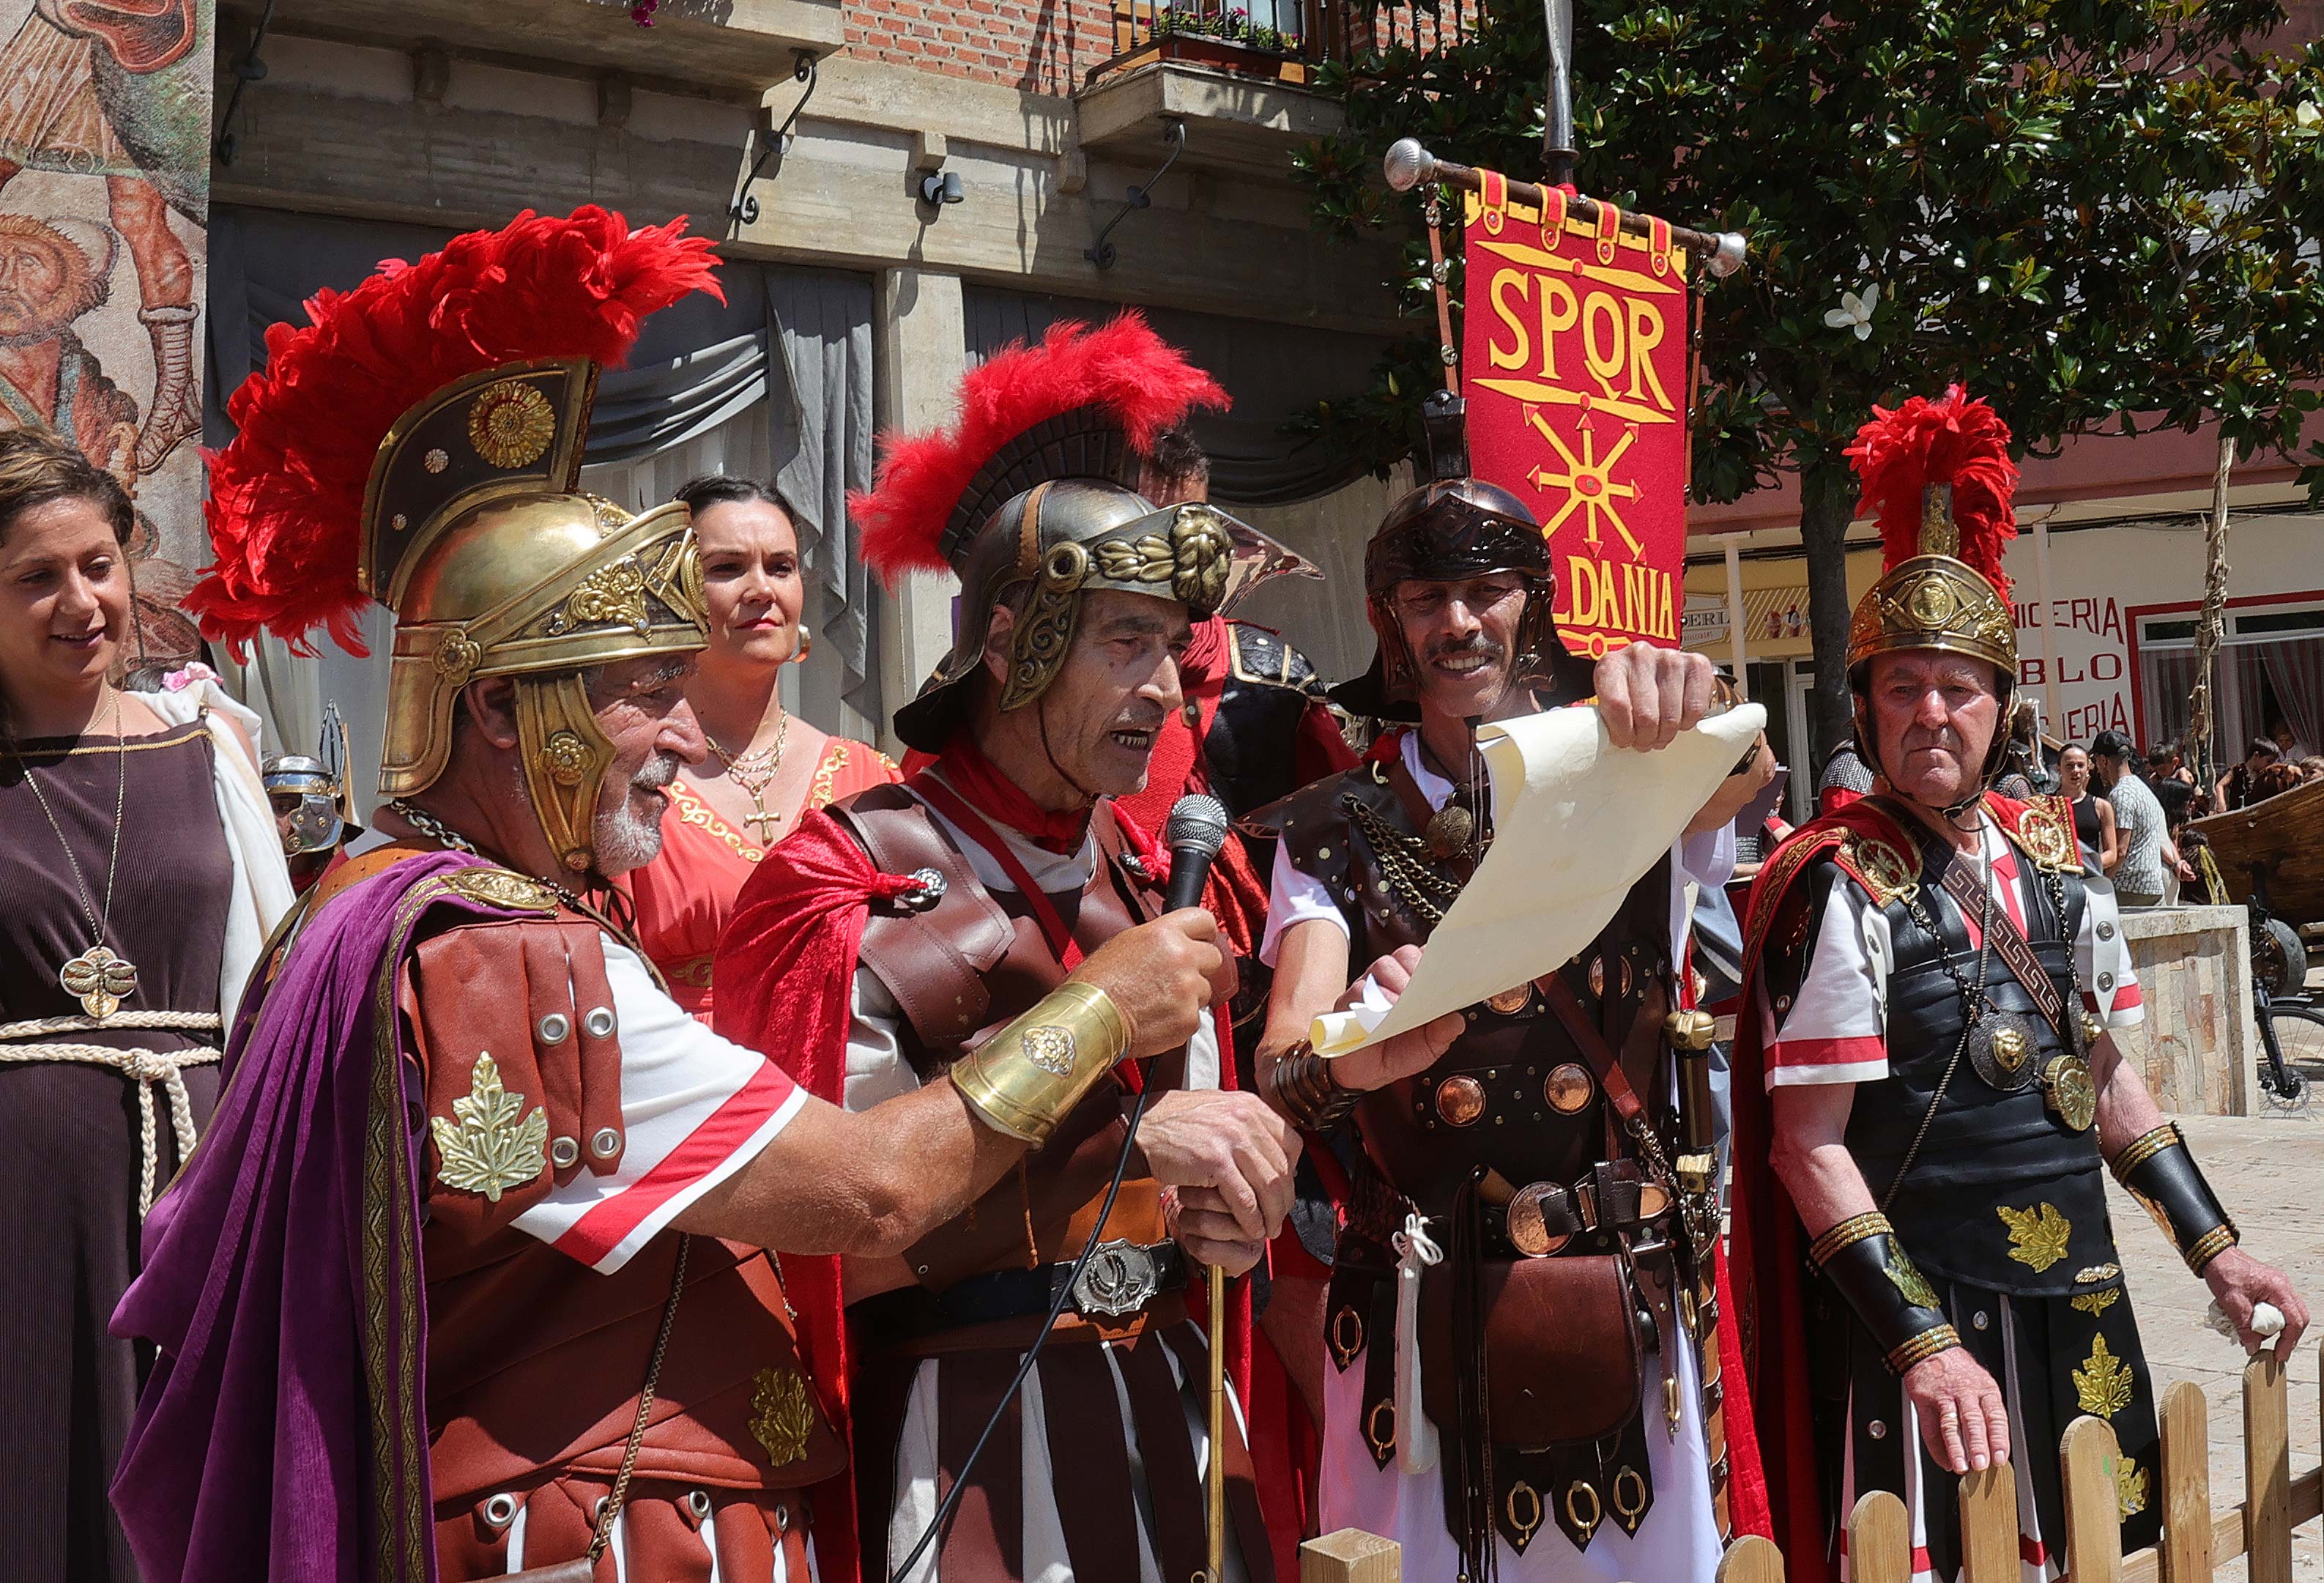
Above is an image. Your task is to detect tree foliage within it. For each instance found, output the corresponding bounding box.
[1296,0,2324,757]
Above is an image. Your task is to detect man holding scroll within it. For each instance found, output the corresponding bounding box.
[1248,399,1771,1582]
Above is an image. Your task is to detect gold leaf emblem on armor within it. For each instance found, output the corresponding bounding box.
[546,559,650,637]
[467,378,557,469]
[2014,801,2077,872]
[1882,1249,1941,1310]
[2074,1334,2134,1419]
[1998,1202,2072,1274]
[1022,1025,1077,1077]
[1842,831,1918,905]
[2074,1263,2121,1284]
[2071,1289,2120,1317]
[748,1366,817,1467]
[431,1053,549,1202]
[2114,1454,2148,1519]
[439,867,560,913]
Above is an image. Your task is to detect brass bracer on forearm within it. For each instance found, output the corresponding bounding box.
[2109,1123,2239,1276]
[1809,1212,1963,1375]
[948,980,1133,1146]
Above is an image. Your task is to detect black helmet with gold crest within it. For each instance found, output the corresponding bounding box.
[188,207,721,875]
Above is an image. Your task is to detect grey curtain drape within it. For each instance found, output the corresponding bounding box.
[960,286,1389,507]
[201,206,881,773]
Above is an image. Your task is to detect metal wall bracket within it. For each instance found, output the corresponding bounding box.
[730,51,820,226]
[1084,119,1186,270]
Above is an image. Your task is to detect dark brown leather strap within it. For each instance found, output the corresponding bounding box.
[1038,1344,1143,1581]
[1538,974,1647,1126]
[936,1349,1026,1583]
[1935,854,2067,1034]
[836,790,1009,1048]
[1118,1332,1209,1583]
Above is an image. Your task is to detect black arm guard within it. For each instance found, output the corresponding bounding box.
[1808,1212,1963,1374]
[2110,1123,2239,1275]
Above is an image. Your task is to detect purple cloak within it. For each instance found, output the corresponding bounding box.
[111,850,524,1583]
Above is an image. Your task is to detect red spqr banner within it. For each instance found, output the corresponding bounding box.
[1460,171,1690,659]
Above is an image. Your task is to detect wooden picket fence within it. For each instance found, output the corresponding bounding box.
[1299,1345,2321,1583]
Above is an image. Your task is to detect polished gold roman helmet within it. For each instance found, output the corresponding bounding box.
[367,360,705,871]
[1841,386,2024,797]
[186,209,722,875]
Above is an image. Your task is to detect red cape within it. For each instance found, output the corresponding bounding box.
[1727,792,2041,1582]
[714,791,1278,1581]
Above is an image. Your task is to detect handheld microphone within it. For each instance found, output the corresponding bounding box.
[1162,793,1230,913]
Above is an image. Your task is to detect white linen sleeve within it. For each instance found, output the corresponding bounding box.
[512,936,806,1273]
[844,964,925,1111]
[1761,881,1893,1089]
[1258,835,1349,968]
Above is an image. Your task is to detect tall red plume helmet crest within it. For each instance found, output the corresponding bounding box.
[849,312,1312,752]
[188,206,724,871]
[1841,385,2022,681]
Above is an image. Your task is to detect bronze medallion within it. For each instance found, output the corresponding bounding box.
[1435,1075,1487,1127]
[2015,803,2077,872]
[1423,804,1474,860]
[2043,1053,2098,1132]
[1505,1182,1572,1257]
[1542,1062,1595,1113]
[1967,1010,2042,1092]
[1486,983,1533,1015]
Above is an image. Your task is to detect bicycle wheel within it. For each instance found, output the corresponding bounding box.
[2260,1004,2324,1111]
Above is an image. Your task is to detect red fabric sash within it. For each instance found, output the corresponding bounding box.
[713,811,922,1583]
[935,735,1092,854]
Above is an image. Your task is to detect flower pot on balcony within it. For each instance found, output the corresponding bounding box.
[1097,29,1312,86]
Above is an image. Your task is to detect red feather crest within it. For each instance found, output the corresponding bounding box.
[851,312,1228,583]
[189,207,722,657]
[1843,385,2020,601]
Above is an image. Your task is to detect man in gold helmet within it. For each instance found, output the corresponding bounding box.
[113,213,1272,1583]
[1731,388,2307,1582]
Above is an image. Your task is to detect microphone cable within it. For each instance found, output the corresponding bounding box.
[886,1082,1152,1583]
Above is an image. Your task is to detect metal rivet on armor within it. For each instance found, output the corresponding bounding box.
[2098,922,2115,941]
[1868,1420,1887,1440]
[775,1504,791,1533]
[590,1127,621,1159]
[1436,1075,1486,1127]
[582,1005,617,1039]
[1318,845,1332,859]
[482,1493,519,1529]
[1972,1311,1990,1331]
[1775,995,1793,1015]
[904,867,948,911]
[1465,1009,1478,1023]
[535,1012,571,1045]
[549,1135,579,1169]
[916,1264,929,1275]
[688,1489,713,1519]
[1544,1064,1594,1113]
[2098,972,2115,991]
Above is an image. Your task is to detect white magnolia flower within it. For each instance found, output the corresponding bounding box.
[1824,283,1879,340]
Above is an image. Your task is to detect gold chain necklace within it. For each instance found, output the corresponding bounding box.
[705,707,790,844]
[7,689,137,1018]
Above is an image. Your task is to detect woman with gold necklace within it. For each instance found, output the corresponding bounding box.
[625,475,896,1021]
[0,429,291,1582]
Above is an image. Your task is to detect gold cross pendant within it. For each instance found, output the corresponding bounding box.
[744,809,783,843]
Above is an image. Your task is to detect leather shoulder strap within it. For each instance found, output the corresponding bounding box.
[830,786,1013,1052]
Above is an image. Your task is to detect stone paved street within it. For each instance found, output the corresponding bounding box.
[2109,1111,2324,1578]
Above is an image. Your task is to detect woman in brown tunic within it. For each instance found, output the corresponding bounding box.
[0,429,289,1583]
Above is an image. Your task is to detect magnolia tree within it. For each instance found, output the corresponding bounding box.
[1298,0,2324,763]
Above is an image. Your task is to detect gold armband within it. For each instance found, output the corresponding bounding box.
[948,980,1132,1146]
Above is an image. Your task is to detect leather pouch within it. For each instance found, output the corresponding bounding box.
[1419,1253,1643,1451]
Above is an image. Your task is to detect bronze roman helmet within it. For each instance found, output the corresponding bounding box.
[1841,386,2024,796]
[855,315,1305,752]
[1331,391,1579,722]
[186,207,722,875]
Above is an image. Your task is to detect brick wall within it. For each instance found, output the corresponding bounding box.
[842,0,1124,94]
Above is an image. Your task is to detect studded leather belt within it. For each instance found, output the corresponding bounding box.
[853,1240,1189,1341]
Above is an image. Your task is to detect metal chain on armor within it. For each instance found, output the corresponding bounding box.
[1345,795,1468,923]
[1879,836,1997,1209]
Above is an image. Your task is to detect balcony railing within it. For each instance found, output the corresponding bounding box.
[1088,0,1476,89]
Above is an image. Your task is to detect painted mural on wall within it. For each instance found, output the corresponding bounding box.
[0,0,208,666]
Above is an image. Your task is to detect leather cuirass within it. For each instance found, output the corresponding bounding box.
[1271,755,1674,1222]
[1776,827,2119,1297]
